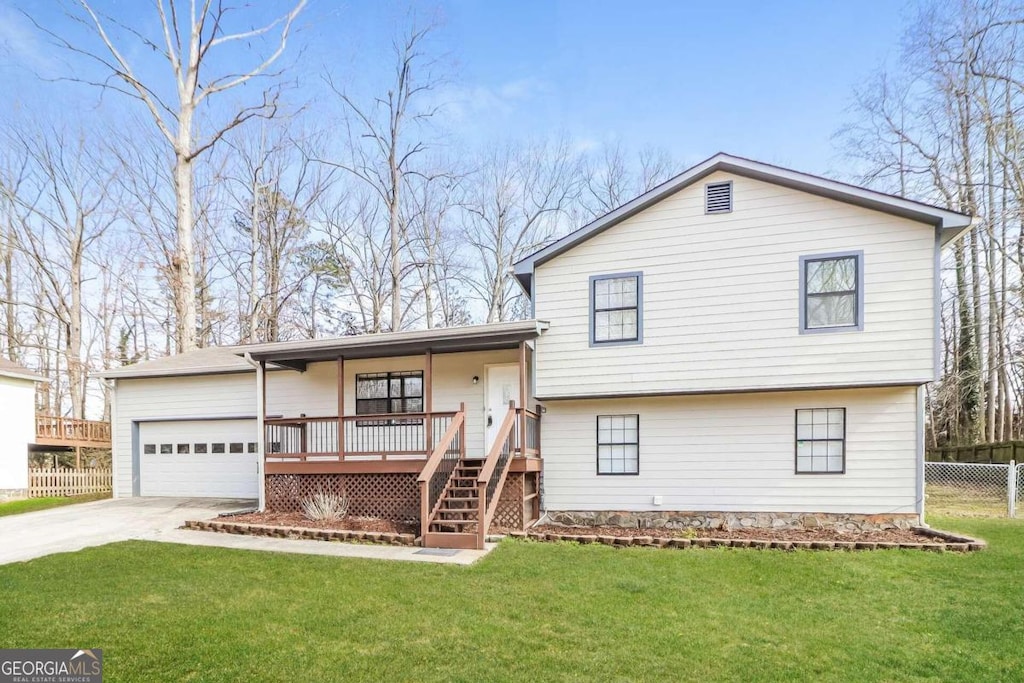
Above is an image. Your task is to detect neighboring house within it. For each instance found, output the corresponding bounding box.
[99,153,972,548]
[0,359,45,502]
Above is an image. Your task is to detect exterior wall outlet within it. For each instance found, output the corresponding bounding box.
[652,495,663,506]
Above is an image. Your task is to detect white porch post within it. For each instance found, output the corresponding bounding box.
[256,359,267,511]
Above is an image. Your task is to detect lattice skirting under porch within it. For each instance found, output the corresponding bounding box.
[265,471,536,530]
[493,473,526,530]
[266,473,420,522]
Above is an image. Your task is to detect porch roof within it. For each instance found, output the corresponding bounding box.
[241,319,548,369]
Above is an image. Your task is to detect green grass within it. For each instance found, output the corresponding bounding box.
[0,492,110,517]
[0,517,1021,682]
[926,483,1012,517]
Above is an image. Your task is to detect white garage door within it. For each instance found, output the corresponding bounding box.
[139,419,259,498]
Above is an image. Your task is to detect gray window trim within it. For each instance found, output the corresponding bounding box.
[798,250,864,334]
[589,271,644,347]
[704,180,733,214]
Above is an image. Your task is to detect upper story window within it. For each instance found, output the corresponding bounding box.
[799,251,864,333]
[590,272,643,346]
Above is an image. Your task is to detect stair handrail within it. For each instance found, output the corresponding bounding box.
[476,401,518,547]
[418,404,465,539]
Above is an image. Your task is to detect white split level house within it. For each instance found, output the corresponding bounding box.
[0,359,44,502]
[99,153,973,549]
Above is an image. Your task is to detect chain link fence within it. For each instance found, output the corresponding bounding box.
[924,461,1022,517]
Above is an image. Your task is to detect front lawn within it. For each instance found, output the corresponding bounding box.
[0,492,110,518]
[0,517,1021,682]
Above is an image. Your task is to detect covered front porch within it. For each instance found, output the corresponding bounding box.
[243,321,547,547]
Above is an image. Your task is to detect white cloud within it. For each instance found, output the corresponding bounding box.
[435,77,550,122]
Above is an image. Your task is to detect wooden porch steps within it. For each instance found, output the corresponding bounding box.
[425,457,486,547]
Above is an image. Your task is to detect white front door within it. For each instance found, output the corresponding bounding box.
[485,364,519,446]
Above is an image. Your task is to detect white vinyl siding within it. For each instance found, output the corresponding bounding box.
[533,171,937,398]
[0,377,36,493]
[112,373,256,497]
[112,349,521,496]
[541,387,918,514]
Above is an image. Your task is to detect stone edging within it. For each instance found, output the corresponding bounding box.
[500,526,985,552]
[183,520,418,546]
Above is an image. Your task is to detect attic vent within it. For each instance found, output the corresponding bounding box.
[705,181,733,214]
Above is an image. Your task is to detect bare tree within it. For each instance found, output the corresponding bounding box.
[323,23,443,331]
[581,142,678,219]
[462,138,582,322]
[841,0,1024,445]
[31,0,307,351]
[219,123,335,342]
[1,125,117,419]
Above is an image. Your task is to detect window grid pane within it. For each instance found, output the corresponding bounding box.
[356,371,425,416]
[795,408,845,474]
[592,275,640,343]
[597,415,639,475]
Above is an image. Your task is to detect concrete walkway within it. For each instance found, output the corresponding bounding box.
[157,528,495,565]
[0,497,254,565]
[0,497,495,566]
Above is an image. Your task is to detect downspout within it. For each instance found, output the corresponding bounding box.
[242,353,266,511]
[916,384,926,526]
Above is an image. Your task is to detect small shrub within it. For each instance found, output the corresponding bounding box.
[300,491,348,522]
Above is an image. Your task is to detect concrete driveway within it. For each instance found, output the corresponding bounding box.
[0,497,255,565]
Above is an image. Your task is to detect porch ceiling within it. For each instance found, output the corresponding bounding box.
[241,319,548,367]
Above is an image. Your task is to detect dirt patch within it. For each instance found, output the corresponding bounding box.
[529,524,931,543]
[228,511,417,536]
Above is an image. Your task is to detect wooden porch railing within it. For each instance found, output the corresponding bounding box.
[477,402,519,547]
[519,407,540,457]
[417,403,466,539]
[265,410,459,462]
[34,415,111,446]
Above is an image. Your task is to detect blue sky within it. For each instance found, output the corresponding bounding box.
[0,0,914,176]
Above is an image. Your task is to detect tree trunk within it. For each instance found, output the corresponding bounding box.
[173,115,198,352]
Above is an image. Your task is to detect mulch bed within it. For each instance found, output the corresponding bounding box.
[228,511,417,536]
[506,524,984,552]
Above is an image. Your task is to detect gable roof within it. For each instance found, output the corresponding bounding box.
[0,358,45,382]
[513,152,974,295]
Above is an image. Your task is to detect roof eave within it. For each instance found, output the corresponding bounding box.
[94,367,255,381]
[0,370,46,383]
[243,320,549,365]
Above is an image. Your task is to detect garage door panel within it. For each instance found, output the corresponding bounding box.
[139,419,258,498]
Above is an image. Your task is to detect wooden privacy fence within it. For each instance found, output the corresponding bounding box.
[28,468,112,498]
[927,441,1024,464]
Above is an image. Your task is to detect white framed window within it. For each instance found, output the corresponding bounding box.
[590,272,643,346]
[799,252,863,332]
[795,408,845,474]
[597,414,639,475]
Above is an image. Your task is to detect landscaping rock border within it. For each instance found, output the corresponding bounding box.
[546,510,920,531]
[183,519,418,546]
[499,527,985,552]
